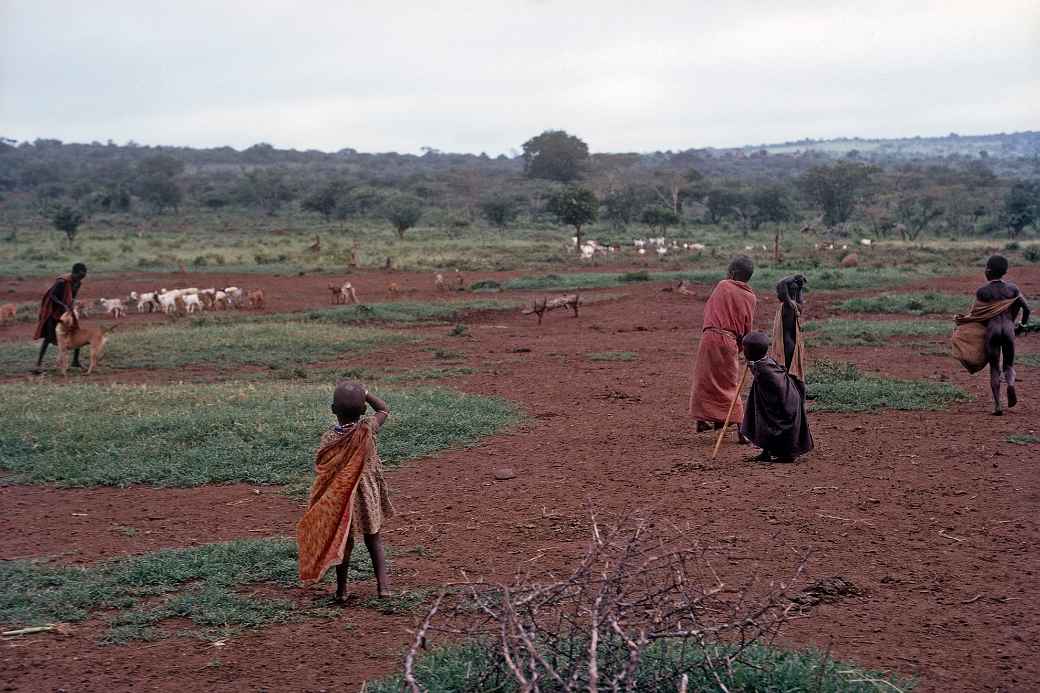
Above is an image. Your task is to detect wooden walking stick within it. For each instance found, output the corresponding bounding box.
[711,365,750,460]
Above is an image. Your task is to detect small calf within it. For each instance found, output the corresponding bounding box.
[247,288,265,309]
[0,303,17,321]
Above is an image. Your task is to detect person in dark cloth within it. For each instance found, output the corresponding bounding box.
[32,263,87,374]
[739,331,814,463]
[975,255,1030,415]
[771,274,807,379]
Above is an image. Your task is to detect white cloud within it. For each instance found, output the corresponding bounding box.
[1,0,1037,153]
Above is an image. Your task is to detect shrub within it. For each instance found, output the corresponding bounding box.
[469,279,501,292]
[1024,247,1040,263]
[192,255,209,267]
[619,270,650,282]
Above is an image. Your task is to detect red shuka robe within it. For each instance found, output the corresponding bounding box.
[689,279,757,424]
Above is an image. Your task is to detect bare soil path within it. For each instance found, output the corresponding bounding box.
[1,266,1038,692]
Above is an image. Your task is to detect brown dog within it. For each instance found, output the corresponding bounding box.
[0,303,16,321]
[56,311,115,376]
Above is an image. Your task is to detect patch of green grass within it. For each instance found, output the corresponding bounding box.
[359,588,433,615]
[803,318,950,345]
[0,383,520,487]
[0,322,413,376]
[504,266,937,293]
[835,292,970,315]
[587,351,637,362]
[1007,434,1039,445]
[1019,354,1040,367]
[808,360,969,412]
[0,537,367,641]
[367,641,913,693]
[288,300,517,325]
[383,367,475,382]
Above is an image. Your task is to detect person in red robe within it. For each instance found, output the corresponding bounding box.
[689,256,757,436]
[32,263,87,374]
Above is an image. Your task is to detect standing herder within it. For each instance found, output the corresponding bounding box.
[32,263,87,374]
[769,274,807,381]
[689,256,757,437]
[974,255,1030,415]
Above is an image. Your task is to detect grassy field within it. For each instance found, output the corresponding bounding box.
[0,537,359,641]
[835,292,971,315]
[586,351,637,362]
[808,361,969,412]
[3,209,1006,280]
[803,318,950,346]
[504,266,946,293]
[0,383,520,486]
[368,641,913,693]
[0,322,414,376]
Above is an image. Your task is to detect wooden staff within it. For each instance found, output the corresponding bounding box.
[711,365,750,460]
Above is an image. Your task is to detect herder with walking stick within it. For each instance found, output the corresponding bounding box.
[689,256,757,444]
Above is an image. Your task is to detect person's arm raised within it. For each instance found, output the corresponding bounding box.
[365,390,390,433]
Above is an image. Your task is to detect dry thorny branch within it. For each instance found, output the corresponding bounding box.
[403,512,808,693]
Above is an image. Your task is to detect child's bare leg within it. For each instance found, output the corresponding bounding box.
[363,533,392,597]
[335,535,356,602]
[989,359,1003,415]
[1004,340,1017,408]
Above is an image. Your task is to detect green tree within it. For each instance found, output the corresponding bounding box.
[799,161,878,227]
[704,188,742,224]
[51,205,85,245]
[302,180,347,221]
[1003,181,1039,239]
[603,186,654,228]
[547,185,598,250]
[137,154,185,179]
[136,175,182,214]
[242,169,294,216]
[479,195,519,228]
[895,195,943,240]
[749,186,795,229]
[521,130,589,182]
[641,206,681,236]
[382,195,423,239]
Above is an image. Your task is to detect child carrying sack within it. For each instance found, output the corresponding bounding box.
[951,298,1019,373]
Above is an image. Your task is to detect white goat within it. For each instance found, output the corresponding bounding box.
[97,298,127,318]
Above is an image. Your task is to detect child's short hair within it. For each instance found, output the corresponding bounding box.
[743,331,770,360]
[728,255,754,282]
[985,255,1008,278]
[332,380,367,420]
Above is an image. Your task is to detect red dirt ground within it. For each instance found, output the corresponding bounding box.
[1,266,1038,692]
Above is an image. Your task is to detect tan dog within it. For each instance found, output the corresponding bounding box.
[0,303,16,321]
[248,288,265,309]
[56,311,115,376]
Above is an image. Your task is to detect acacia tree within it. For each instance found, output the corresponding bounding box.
[52,205,85,245]
[382,195,423,239]
[547,185,598,251]
[479,195,519,229]
[895,194,943,240]
[1003,181,1039,239]
[242,168,294,216]
[302,180,347,221]
[641,206,681,237]
[799,161,878,228]
[521,130,589,182]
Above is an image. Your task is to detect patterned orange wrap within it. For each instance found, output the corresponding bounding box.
[296,422,373,584]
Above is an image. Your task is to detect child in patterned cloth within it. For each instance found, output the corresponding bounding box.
[297,381,396,603]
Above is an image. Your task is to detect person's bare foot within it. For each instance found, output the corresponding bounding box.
[1008,386,1017,408]
[695,420,714,433]
[751,451,771,463]
[993,408,1003,416]
[377,589,395,599]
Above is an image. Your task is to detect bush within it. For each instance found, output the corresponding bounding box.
[469,279,501,292]
[619,270,650,282]
[192,255,209,267]
[1024,247,1040,263]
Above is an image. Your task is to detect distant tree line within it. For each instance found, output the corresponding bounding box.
[1,130,1038,241]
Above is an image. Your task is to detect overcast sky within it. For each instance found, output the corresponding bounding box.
[1,1,1037,154]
